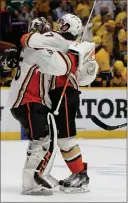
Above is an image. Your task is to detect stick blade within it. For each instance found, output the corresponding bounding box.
[90,115,127,131]
[91,115,111,130]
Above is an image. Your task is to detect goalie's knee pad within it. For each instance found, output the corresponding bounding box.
[22,113,58,195]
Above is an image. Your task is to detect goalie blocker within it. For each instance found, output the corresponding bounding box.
[68,41,99,86]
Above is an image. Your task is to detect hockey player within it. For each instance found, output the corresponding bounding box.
[21,14,99,193]
[8,25,80,195]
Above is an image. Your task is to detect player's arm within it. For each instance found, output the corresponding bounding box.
[20,32,59,49]
[35,48,77,76]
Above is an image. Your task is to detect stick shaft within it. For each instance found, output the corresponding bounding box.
[81,0,97,42]
[53,74,71,115]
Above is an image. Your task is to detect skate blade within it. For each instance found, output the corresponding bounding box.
[59,185,90,194]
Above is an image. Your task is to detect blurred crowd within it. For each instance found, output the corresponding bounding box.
[0,0,127,87]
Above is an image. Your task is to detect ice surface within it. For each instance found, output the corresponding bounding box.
[1,139,126,202]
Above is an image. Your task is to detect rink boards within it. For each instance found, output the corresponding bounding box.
[1,87,127,140]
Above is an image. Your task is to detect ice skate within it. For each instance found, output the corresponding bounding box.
[59,164,90,193]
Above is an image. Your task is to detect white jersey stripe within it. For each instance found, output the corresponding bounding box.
[13,65,37,107]
[69,73,79,90]
[39,73,45,106]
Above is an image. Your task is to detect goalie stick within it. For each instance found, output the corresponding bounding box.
[91,115,127,131]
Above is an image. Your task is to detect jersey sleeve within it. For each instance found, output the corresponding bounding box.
[34,49,76,76]
[20,32,60,49]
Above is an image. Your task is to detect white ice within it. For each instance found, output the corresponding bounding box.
[1,139,126,202]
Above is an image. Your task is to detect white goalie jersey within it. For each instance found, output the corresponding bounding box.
[21,31,99,87]
[8,47,73,108]
[21,31,73,53]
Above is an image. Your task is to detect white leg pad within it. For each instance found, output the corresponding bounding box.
[22,113,58,195]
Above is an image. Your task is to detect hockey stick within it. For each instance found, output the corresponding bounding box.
[81,0,97,42]
[53,76,70,115]
[91,115,127,130]
[54,1,97,115]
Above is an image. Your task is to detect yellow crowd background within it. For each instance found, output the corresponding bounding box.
[0,0,127,87]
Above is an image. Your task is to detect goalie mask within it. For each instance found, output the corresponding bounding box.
[57,14,82,38]
[28,17,52,34]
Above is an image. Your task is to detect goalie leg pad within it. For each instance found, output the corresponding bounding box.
[22,113,58,195]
